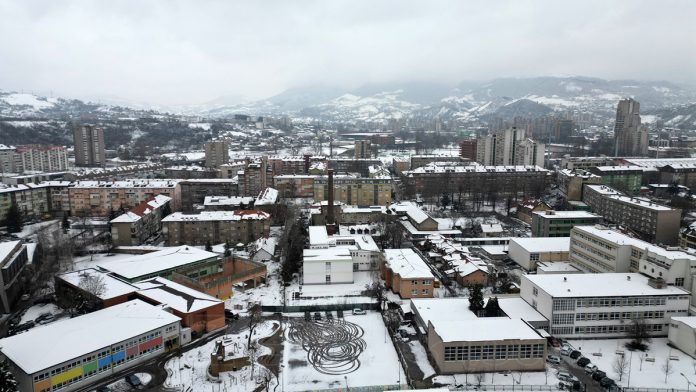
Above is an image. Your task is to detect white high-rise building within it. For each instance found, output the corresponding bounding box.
[476,127,545,167]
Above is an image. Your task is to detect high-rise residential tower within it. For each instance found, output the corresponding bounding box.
[204,140,229,168]
[73,124,106,167]
[613,98,648,157]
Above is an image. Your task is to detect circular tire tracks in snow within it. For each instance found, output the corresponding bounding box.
[287,318,366,375]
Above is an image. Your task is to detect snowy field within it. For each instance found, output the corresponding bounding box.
[19,303,63,324]
[566,338,696,388]
[281,312,406,391]
[226,260,284,312]
[434,369,561,388]
[164,320,280,392]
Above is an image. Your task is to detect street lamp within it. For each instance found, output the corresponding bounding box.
[344,375,349,391]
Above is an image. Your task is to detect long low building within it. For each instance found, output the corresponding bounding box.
[0,299,181,392]
[520,273,690,338]
[508,237,570,271]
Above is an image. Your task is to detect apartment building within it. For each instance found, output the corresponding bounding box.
[354,140,372,159]
[557,169,602,201]
[273,175,315,198]
[402,163,549,200]
[0,300,180,392]
[178,179,238,212]
[0,241,29,314]
[161,210,271,246]
[73,124,106,167]
[238,158,272,196]
[589,165,644,194]
[583,184,681,245]
[313,174,392,206]
[68,180,181,217]
[382,248,436,299]
[476,127,545,167]
[531,210,603,237]
[308,226,381,271]
[560,156,616,171]
[164,165,220,179]
[110,195,171,246]
[203,140,229,168]
[410,155,465,170]
[327,158,381,177]
[520,273,690,338]
[0,144,70,173]
[0,183,51,221]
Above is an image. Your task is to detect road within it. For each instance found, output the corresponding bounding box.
[554,348,603,392]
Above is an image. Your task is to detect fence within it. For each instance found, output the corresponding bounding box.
[261,302,380,313]
[295,384,408,392]
[450,385,562,391]
[623,389,689,392]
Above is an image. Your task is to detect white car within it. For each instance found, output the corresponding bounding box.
[560,346,572,356]
[585,363,598,373]
[352,308,366,315]
[546,355,562,365]
[557,371,579,383]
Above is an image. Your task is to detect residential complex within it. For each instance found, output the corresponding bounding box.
[162,210,271,246]
[204,140,229,168]
[613,98,648,157]
[110,195,171,246]
[476,127,545,167]
[313,173,392,206]
[68,180,181,216]
[382,248,436,299]
[0,144,69,174]
[583,184,681,245]
[0,241,29,313]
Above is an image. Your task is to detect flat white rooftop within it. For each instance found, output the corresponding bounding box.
[431,318,543,343]
[671,316,696,329]
[536,261,582,273]
[0,299,180,375]
[510,237,570,253]
[57,268,138,300]
[497,297,548,323]
[523,273,690,298]
[308,226,330,247]
[303,247,353,262]
[532,210,602,219]
[574,226,696,261]
[411,298,478,327]
[97,245,218,280]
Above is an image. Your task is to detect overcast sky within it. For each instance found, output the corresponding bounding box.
[1,0,694,106]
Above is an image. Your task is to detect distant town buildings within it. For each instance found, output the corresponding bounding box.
[73,124,106,167]
[162,210,271,246]
[476,127,545,167]
[354,140,372,159]
[110,195,171,246]
[0,144,69,174]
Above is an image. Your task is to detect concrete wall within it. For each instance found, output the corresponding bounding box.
[303,260,353,284]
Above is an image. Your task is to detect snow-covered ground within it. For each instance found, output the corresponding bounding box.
[409,340,436,378]
[226,260,284,312]
[19,303,62,324]
[434,369,561,388]
[566,338,696,388]
[164,320,280,392]
[102,372,152,391]
[282,312,406,391]
[72,252,136,271]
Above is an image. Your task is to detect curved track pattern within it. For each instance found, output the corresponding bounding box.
[287,319,366,375]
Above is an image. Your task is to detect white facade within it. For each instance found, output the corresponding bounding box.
[508,237,570,271]
[520,273,690,338]
[302,247,354,284]
[668,317,696,358]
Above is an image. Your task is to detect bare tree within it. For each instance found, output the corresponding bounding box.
[613,354,629,381]
[662,357,674,383]
[247,304,262,349]
[474,373,485,387]
[626,317,651,351]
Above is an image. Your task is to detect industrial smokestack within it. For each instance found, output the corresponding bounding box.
[327,169,335,224]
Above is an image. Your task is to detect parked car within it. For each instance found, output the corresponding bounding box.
[96,386,111,392]
[125,374,141,388]
[569,350,582,359]
[576,357,591,367]
[546,355,562,365]
[304,311,311,321]
[559,380,582,391]
[600,377,616,388]
[313,312,322,321]
[557,371,579,383]
[585,363,598,373]
[592,371,607,382]
[326,311,333,320]
[560,346,573,356]
[352,308,366,315]
[37,315,56,325]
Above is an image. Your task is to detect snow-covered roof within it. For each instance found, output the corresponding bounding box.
[203,195,255,207]
[255,187,278,205]
[407,163,549,174]
[536,261,582,273]
[97,245,219,280]
[509,237,570,253]
[496,297,548,323]
[308,226,330,247]
[135,277,221,313]
[532,210,602,219]
[162,210,270,222]
[430,318,544,343]
[523,273,690,298]
[573,226,696,261]
[57,268,138,300]
[71,179,180,189]
[110,195,171,224]
[622,157,696,169]
[592,165,644,172]
[671,316,696,329]
[253,237,277,256]
[0,241,21,262]
[384,248,434,279]
[303,247,354,262]
[411,298,478,327]
[480,223,503,233]
[0,299,180,375]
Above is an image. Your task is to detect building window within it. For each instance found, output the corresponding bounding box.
[530,253,540,262]
[422,289,429,295]
[325,275,331,283]
[676,278,685,287]
[533,287,538,296]
[444,347,456,361]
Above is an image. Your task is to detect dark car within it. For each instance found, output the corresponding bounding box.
[569,350,582,359]
[592,371,607,381]
[576,357,591,367]
[96,386,111,392]
[600,377,615,388]
[325,311,333,320]
[224,309,238,319]
[304,311,311,321]
[125,374,142,388]
[313,312,321,321]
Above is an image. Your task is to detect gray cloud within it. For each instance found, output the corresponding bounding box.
[0,0,694,106]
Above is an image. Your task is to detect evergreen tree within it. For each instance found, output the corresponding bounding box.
[224,241,231,257]
[0,359,18,392]
[440,193,451,208]
[61,214,71,231]
[205,240,213,252]
[5,204,23,234]
[484,296,502,317]
[468,284,484,314]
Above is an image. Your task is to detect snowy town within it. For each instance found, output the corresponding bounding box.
[2,2,696,392]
